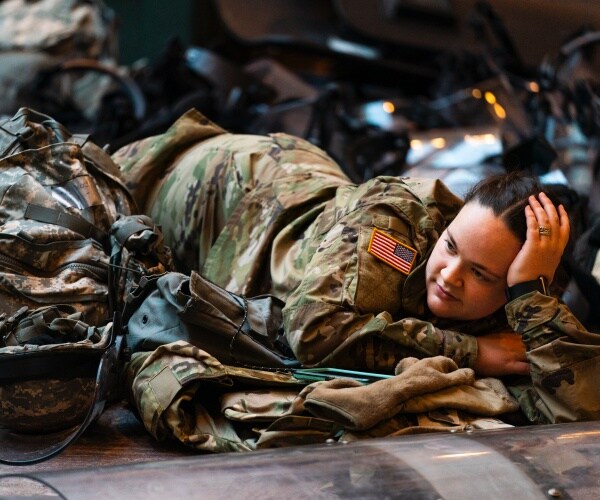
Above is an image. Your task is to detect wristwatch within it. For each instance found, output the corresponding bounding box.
[505,276,549,301]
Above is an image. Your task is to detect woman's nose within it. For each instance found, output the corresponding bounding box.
[440,259,463,287]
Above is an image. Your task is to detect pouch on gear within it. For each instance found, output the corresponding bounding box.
[124,270,300,369]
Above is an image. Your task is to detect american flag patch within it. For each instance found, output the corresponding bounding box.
[368,228,416,274]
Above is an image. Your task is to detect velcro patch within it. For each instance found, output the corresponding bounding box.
[368,228,416,275]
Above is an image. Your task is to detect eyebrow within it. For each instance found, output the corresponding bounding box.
[446,229,503,280]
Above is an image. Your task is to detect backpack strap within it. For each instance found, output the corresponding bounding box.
[111,218,156,246]
[24,203,109,248]
[0,306,97,348]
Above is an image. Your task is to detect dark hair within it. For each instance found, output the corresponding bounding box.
[463,171,543,243]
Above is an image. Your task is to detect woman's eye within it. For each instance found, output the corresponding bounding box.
[472,268,489,282]
[445,239,456,253]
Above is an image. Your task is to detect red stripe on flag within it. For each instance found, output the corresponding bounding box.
[368,229,416,274]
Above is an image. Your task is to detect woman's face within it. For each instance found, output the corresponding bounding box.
[425,201,522,321]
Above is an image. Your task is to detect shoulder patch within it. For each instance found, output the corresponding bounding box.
[368,228,416,275]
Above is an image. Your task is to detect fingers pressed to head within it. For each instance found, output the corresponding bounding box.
[557,204,571,245]
[538,192,560,223]
[524,205,539,235]
[528,195,547,225]
[527,197,551,242]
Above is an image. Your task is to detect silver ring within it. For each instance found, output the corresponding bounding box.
[538,226,551,236]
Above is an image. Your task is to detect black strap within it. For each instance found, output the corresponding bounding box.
[113,219,153,247]
[24,203,108,247]
[0,306,29,347]
[1,307,54,347]
[120,273,165,326]
[505,276,548,301]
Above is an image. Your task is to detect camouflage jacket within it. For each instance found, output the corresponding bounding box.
[114,109,600,427]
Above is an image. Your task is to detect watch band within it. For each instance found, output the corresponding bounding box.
[505,276,549,301]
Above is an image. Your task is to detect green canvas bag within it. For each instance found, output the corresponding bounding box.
[123,270,300,369]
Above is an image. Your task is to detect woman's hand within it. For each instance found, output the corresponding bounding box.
[474,331,529,376]
[506,192,570,286]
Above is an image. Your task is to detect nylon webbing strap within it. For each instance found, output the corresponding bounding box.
[2,308,50,347]
[24,204,108,246]
[66,133,89,147]
[113,219,152,246]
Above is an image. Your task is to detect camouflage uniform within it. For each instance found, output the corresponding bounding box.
[114,109,600,446]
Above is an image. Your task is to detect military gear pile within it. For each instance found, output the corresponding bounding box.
[0,107,135,321]
[0,314,117,464]
[0,108,172,465]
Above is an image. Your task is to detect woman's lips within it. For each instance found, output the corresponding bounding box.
[435,283,458,301]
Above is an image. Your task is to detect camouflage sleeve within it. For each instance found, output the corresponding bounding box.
[283,200,478,372]
[506,292,600,423]
[284,302,478,372]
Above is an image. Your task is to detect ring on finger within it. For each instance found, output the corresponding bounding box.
[538,225,551,236]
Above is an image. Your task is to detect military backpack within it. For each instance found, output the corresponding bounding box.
[0,107,172,465]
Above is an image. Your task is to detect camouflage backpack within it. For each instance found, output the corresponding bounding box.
[0,108,172,465]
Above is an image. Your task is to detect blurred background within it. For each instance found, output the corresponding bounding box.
[105,1,600,71]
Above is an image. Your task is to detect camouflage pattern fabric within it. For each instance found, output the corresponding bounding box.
[0,108,137,326]
[0,315,112,432]
[0,377,96,432]
[114,108,351,293]
[125,342,514,452]
[124,341,303,452]
[113,111,482,371]
[115,109,600,444]
[506,293,600,423]
[0,109,162,444]
[0,144,113,326]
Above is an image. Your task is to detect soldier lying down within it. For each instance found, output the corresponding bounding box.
[112,109,600,450]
